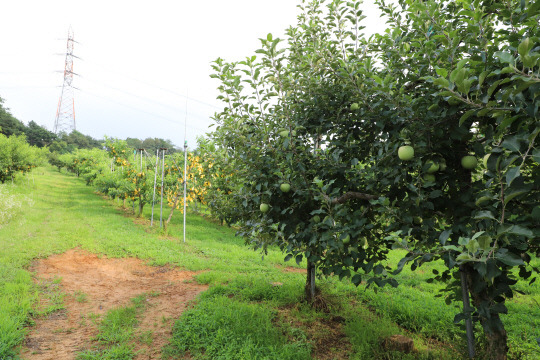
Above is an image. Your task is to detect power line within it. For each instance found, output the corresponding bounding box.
[79,76,187,114]
[76,88,212,133]
[0,85,57,89]
[80,58,222,110]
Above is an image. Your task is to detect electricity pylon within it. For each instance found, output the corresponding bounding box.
[54,26,77,134]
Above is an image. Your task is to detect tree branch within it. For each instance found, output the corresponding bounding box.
[326,191,378,204]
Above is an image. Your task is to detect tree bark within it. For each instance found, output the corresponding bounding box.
[137,200,144,218]
[305,260,316,303]
[166,192,181,227]
[326,191,378,204]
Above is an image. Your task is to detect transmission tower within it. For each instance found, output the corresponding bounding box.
[54,26,77,134]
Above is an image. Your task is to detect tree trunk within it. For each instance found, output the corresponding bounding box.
[484,327,508,360]
[463,265,509,360]
[165,192,181,227]
[137,200,144,217]
[305,260,316,303]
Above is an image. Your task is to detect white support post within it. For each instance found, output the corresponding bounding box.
[151,149,159,226]
[159,149,166,228]
[183,140,188,243]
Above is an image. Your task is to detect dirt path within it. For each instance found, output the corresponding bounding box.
[20,249,207,360]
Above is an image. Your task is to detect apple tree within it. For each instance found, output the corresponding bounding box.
[209,1,397,304]
[210,0,538,358]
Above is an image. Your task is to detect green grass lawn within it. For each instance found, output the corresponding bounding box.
[0,166,538,359]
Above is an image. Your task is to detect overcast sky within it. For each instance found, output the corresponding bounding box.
[0,0,389,149]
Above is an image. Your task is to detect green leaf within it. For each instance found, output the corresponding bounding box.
[459,109,476,126]
[475,210,497,221]
[372,75,383,85]
[478,235,492,251]
[504,185,530,206]
[494,51,515,65]
[439,229,452,245]
[505,166,521,186]
[457,58,469,69]
[501,137,521,152]
[466,239,480,254]
[533,148,540,163]
[517,37,531,57]
[435,68,448,78]
[478,70,489,86]
[456,253,473,262]
[497,251,524,266]
[507,225,533,238]
[434,77,450,88]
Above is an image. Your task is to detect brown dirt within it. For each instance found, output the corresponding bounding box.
[277,305,351,360]
[277,264,308,274]
[20,249,207,360]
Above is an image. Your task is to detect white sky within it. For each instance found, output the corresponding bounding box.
[0,0,389,149]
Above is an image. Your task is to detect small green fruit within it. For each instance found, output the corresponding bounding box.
[398,146,414,161]
[312,215,321,223]
[280,183,291,192]
[424,174,436,182]
[350,103,359,111]
[426,161,439,174]
[413,216,423,225]
[461,155,478,170]
[260,203,269,213]
[343,234,351,245]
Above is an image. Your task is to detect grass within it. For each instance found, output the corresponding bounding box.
[162,295,313,360]
[0,166,538,359]
[76,295,147,359]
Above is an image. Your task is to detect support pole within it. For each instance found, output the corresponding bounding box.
[159,148,166,228]
[310,264,316,300]
[151,149,159,226]
[460,265,475,359]
[183,140,188,243]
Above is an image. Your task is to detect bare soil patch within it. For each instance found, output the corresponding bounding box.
[277,306,351,360]
[20,249,207,360]
[276,264,307,274]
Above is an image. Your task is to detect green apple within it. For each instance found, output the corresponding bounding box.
[424,174,436,182]
[483,154,490,167]
[312,215,321,223]
[398,145,414,161]
[280,183,291,192]
[413,216,423,225]
[260,203,269,213]
[461,155,478,170]
[342,234,351,245]
[350,103,359,111]
[426,161,439,173]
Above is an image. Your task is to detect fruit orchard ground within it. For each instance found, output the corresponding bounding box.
[20,249,207,360]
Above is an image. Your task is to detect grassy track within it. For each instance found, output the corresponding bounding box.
[0,167,538,359]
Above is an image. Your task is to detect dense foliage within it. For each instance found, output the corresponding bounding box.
[0,133,47,183]
[207,0,539,358]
